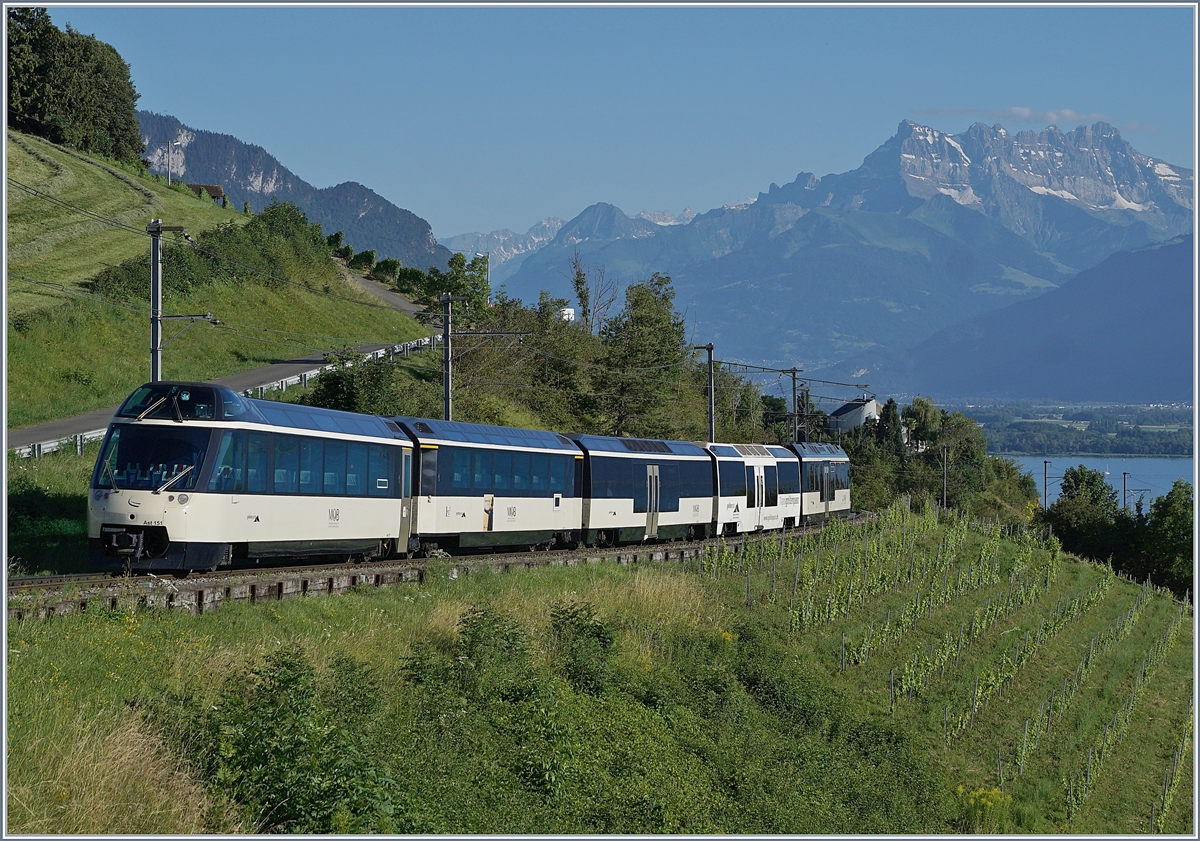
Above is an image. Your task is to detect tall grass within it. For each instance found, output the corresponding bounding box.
[5,508,1191,833]
[7,441,102,574]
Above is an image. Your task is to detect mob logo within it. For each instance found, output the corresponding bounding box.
[328,508,340,522]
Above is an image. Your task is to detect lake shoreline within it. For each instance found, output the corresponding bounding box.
[990,452,1193,459]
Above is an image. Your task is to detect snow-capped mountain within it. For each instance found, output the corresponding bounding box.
[500,119,1192,393]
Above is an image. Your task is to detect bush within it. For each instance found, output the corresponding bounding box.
[347,248,376,273]
[85,200,337,301]
[146,647,399,833]
[550,601,615,696]
[373,257,401,281]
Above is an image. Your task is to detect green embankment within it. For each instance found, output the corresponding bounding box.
[7,130,244,311]
[6,505,1192,833]
[6,130,427,430]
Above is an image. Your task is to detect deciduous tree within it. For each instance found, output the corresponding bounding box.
[600,272,688,438]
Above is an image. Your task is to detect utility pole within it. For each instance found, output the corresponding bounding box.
[788,367,800,444]
[1044,460,1051,510]
[439,291,526,421]
[441,292,467,421]
[693,343,715,441]
[147,219,184,381]
[942,444,948,509]
[1123,472,1130,512]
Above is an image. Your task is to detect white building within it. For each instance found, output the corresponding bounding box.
[826,397,882,433]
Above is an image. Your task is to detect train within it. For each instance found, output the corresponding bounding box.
[88,381,851,573]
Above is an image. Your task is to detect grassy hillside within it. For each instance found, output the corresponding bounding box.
[7,130,247,314]
[6,505,1192,833]
[6,130,428,431]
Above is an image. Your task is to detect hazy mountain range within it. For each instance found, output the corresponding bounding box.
[136,110,1192,401]
[819,234,1193,401]
[494,120,1191,399]
[136,111,452,270]
[438,207,700,285]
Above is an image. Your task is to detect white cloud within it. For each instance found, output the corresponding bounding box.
[914,106,1112,128]
[999,106,1109,125]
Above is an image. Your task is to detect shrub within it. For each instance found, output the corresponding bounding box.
[347,248,377,273]
[550,601,615,696]
[145,647,399,833]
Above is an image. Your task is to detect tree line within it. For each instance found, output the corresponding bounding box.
[839,396,1039,525]
[274,225,1195,592]
[306,250,772,443]
[1037,466,1192,598]
[984,421,1192,456]
[7,7,143,163]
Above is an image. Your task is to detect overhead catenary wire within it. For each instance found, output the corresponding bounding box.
[7,177,152,237]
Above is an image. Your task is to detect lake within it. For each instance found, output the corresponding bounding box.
[1007,455,1194,508]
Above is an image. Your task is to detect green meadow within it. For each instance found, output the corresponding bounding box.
[6,130,427,430]
[6,504,1192,833]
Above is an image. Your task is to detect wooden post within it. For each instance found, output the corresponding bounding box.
[1020,719,1028,775]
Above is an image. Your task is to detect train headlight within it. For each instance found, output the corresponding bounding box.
[178,494,189,505]
[93,490,103,501]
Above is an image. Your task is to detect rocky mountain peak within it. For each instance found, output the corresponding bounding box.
[439,217,565,266]
[814,118,1195,238]
[634,207,698,226]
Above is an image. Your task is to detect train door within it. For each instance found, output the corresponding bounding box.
[645,464,660,539]
[745,464,763,529]
[398,448,413,554]
[821,461,832,518]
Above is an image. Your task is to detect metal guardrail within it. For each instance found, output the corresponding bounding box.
[12,429,109,459]
[10,337,439,459]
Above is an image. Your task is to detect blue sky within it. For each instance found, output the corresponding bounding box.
[52,4,1196,238]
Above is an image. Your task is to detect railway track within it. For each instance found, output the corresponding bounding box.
[8,514,867,622]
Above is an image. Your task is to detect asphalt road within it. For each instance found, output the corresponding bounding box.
[7,269,430,450]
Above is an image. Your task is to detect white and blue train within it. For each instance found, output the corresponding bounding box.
[88,381,852,573]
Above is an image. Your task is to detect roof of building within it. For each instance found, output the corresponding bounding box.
[829,398,874,418]
[188,184,225,199]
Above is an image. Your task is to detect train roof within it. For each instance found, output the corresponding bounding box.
[253,399,397,440]
[390,417,580,452]
[571,434,707,458]
[704,443,797,461]
[790,442,849,460]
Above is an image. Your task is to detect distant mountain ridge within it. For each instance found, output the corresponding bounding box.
[499,119,1191,396]
[439,218,564,285]
[761,120,1192,269]
[815,235,1194,401]
[136,111,452,270]
[439,208,698,285]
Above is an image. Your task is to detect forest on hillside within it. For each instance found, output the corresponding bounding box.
[7,7,143,163]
